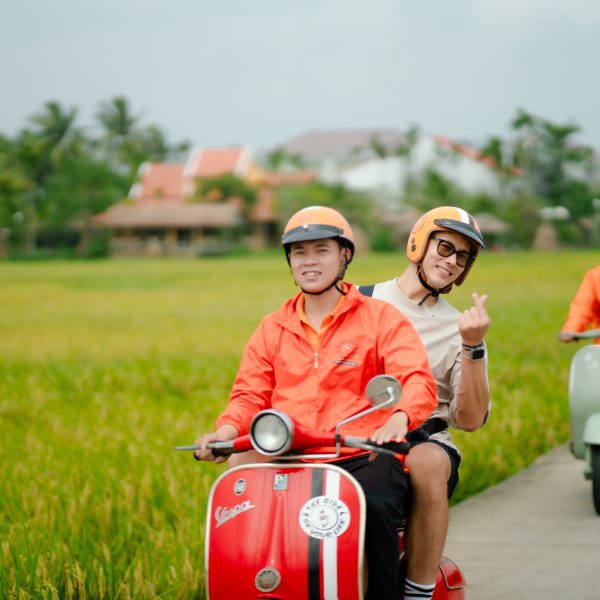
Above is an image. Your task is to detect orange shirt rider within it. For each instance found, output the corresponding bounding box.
[561,265,600,344]
[215,284,437,457]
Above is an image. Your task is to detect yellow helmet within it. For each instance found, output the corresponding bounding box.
[407,206,484,287]
[282,206,355,260]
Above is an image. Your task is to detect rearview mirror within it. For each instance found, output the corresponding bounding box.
[365,375,402,407]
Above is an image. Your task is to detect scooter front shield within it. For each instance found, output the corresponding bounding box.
[206,462,366,600]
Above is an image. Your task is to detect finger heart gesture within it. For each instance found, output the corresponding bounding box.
[458,292,490,346]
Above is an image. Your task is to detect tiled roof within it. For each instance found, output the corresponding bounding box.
[184,147,249,179]
[279,129,406,158]
[431,135,522,175]
[432,135,496,168]
[130,162,186,204]
[93,202,243,228]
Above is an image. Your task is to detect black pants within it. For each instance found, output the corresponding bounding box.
[335,453,408,600]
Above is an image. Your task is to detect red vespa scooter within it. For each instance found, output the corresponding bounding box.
[175,375,465,599]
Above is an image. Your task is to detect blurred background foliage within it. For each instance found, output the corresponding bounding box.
[1,100,599,261]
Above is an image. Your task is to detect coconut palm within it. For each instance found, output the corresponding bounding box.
[13,101,78,251]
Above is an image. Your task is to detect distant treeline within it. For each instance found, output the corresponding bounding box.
[0,99,599,259]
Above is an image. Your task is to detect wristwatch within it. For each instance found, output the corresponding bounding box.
[462,343,486,361]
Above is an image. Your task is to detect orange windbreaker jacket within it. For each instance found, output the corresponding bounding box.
[216,285,437,453]
[561,266,600,343]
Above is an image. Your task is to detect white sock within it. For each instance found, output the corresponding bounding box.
[404,577,435,600]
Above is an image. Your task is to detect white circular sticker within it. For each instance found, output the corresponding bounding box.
[298,495,351,539]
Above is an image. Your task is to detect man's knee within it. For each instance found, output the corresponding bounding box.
[405,444,451,487]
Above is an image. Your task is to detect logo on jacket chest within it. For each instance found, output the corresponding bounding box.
[334,339,359,366]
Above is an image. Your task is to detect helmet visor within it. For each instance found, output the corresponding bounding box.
[282,224,344,246]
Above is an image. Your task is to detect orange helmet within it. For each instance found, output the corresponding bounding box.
[407,206,484,287]
[282,206,355,261]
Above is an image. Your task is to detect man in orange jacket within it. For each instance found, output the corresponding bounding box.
[560,265,600,343]
[194,206,437,599]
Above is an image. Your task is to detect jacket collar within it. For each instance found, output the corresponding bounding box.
[275,283,365,334]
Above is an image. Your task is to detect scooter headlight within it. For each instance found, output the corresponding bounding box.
[250,410,294,456]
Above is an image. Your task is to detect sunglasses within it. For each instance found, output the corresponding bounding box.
[430,235,471,267]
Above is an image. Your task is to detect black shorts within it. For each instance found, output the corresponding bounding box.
[409,439,462,498]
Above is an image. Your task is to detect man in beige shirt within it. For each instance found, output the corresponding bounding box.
[359,206,491,600]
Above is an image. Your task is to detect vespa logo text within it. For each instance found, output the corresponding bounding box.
[299,495,351,539]
[214,500,256,528]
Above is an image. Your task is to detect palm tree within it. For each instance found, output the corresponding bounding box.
[96,96,140,178]
[509,108,593,203]
[96,96,189,181]
[97,96,137,141]
[16,101,78,251]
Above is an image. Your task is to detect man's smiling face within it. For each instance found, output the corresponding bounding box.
[421,230,471,289]
[289,238,348,294]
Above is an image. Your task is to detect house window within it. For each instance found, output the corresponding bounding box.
[177,229,191,243]
[142,228,166,240]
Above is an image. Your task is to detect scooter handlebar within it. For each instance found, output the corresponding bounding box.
[173,434,252,457]
[559,328,600,341]
[345,436,411,457]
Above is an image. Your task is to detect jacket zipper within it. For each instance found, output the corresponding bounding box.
[314,352,319,368]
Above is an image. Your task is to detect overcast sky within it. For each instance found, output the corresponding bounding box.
[2,0,600,154]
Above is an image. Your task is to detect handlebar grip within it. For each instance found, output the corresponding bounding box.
[378,440,411,455]
[207,441,236,457]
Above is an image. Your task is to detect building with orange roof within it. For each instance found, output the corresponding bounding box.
[94,146,316,257]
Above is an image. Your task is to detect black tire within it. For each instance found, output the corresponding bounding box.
[592,445,600,516]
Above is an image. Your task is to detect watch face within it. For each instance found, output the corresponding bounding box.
[471,348,485,360]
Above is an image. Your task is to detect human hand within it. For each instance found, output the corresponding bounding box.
[193,426,237,464]
[370,411,408,445]
[559,331,576,343]
[366,411,409,462]
[458,293,490,347]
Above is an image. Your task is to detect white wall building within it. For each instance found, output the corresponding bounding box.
[338,134,503,198]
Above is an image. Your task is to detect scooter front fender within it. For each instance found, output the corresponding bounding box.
[205,462,366,600]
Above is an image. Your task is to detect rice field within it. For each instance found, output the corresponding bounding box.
[1,249,599,598]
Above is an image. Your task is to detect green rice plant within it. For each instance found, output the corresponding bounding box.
[1,250,598,597]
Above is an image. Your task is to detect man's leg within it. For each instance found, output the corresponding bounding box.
[339,453,408,600]
[403,443,452,595]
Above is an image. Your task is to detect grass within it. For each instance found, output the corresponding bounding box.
[1,250,599,598]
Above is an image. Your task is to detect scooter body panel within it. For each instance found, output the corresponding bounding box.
[569,345,600,459]
[400,553,466,600]
[205,462,366,600]
[582,415,600,479]
[582,413,600,446]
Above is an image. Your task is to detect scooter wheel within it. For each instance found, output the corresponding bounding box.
[592,445,600,516]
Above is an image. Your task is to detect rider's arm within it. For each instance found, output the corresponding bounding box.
[452,352,490,431]
[561,268,600,334]
[452,293,490,432]
[215,317,275,435]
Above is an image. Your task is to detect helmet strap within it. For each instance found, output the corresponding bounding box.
[416,264,453,305]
